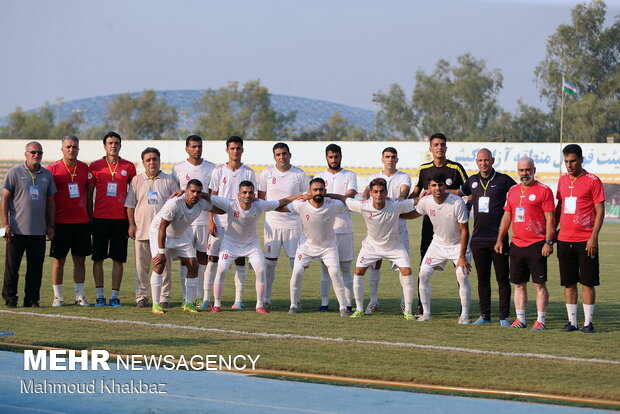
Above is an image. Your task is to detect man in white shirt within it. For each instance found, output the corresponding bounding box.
[207,136,257,310]
[171,135,215,307]
[149,179,215,314]
[209,181,301,314]
[258,142,310,310]
[361,147,411,314]
[404,173,472,324]
[330,178,416,320]
[314,144,357,312]
[285,178,350,317]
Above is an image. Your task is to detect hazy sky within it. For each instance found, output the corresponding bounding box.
[1,0,619,117]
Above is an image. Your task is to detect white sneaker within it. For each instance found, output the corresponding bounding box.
[417,314,431,322]
[75,296,90,307]
[52,297,63,307]
[458,316,470,325]
[365,301,380,314]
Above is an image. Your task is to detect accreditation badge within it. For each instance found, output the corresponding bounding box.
[147,191,158,205]
[68,183,79,199]
[515,207,525,223]
[478,196,490,213]
[564,196,577,214]
[29,185,40,200]
[107,182,117,197]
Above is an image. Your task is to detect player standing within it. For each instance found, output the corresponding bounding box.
[555,144,604,333]
[314,144,357,312]
[208,136,256,310]
[171,135,215,308]
[258,143,310,310]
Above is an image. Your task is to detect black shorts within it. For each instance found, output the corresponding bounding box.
[557,240,600,287]
[92,218,129,263]
[509,241,547,284]
[50,222,92,259]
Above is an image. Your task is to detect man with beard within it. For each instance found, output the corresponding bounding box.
[285,178,350,317]
[495,157,555,331]
[314,144,357,312]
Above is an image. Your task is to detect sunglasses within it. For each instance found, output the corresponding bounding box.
[28,151,44,155]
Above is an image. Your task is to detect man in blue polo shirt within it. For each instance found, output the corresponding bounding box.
[2,141,56,308]
[460,148,515,326]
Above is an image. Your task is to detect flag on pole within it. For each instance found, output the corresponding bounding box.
[563,79,578,97]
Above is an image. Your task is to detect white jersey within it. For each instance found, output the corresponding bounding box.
[171,159,216,226]
[150,196,213,239]
[288,198,348,249]
[415,193,469,246]
[314,169,357,234]
[368,170,411,233]
[209,163,256,228]
[211,196,279,245]
[258,165,309,229]
[346,198,415,251]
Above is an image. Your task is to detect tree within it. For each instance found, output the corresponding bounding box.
[196,79,294,140]
[534,0,620,108]
[374,53,503,140]
[105,90,178,139]
[488,101,555,142]
[0,105,54,139]
[295,112,370,141]
[50,110,84,140]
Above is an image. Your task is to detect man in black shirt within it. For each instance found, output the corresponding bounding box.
[460,148,515,326]
[410,133,468,316]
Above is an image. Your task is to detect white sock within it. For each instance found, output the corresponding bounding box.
[53,284,62,299]
[368,267,381,304]
[197,264,206,300]
[185,277,198,304]
[537,311,546,324]
[204,261,217,302]
[400,275,414,314]
[340,261,353,307]
[327,266,347,310]
[96,287,104,297]
[353,275,364,311]
[290,266,305,306]
[319,263,331,306]
[583,303,595,325]
[111,289,119,299]
[419,269,433,315]
[150,272,162,305]
[516,309,526,324]
[74,283,84,300]
[213,261,230,308]
[264,259,278,303]
[179,265,188,301]
[456,266,470,319]
[566,304,578,327]
[234,265,247,303]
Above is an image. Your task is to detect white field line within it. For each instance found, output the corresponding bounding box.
[2,310,619,366]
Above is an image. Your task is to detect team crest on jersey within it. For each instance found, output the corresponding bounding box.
[223,177,227,184]
[471,182,478,189]
[186,174,190,181]
[234,211,240,218]
[446,178,453,186]
[88,172,93,179]
[528,194,536,201]
[121,170,127,176]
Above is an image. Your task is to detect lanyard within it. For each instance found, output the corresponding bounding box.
[519,184,529,207]
[62,159,78,183]
[478,171,496,197]
[106,158,119,182]
[26,168,37,186]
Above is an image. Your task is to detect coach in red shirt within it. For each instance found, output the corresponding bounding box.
[48,135,92,307]
[495,157,555,331]
[555,144,604,334]
[87,131,136,307]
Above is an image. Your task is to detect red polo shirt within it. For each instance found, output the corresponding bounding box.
[47,159,90,224]
[504,181,555,248]
[556,172,605,242]
[88,157,136,219]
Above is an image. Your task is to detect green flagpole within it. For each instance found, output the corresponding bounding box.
[559,76,565,178]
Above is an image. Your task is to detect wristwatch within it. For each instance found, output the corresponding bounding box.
[544,240,554,245]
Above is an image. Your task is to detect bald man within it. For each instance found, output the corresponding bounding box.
[459,149,516,326]
[495,157,555,331]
